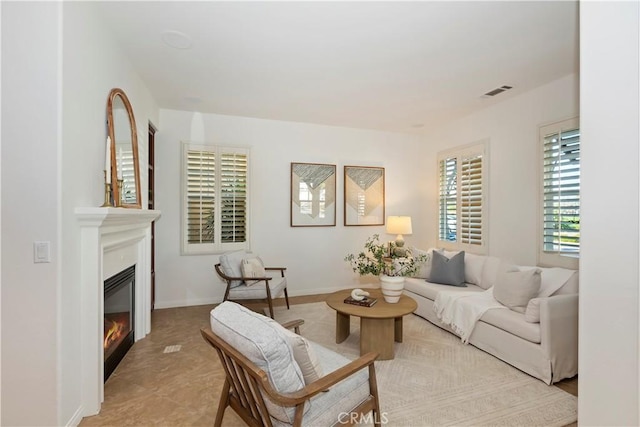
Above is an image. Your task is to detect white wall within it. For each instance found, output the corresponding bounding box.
[154,74,579,308]
[1,2,159,426]
[1,3,61,425]
[579,2,639,425]
[421,74,579,265]
[60,3,158,424]
[154,110,424,308]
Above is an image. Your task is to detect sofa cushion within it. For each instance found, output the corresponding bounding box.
[553,270,579,295]
[480,307,541,344]
[443,250,486,287]
[494,266,541,313]
[281,328,323,385]
[405,278,483,300]
[480,255,502,289]
[210,301,307,423]
[518,266,578,297]
[219,250,248,288]
[429,251,466,287]
[464,252,486,286]
[524,298,542,323]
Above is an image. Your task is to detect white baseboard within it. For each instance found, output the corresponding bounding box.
[65,405,85,427]
[153,285,364,309]
[154,297,221,309]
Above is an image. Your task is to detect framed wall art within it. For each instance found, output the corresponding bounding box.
[344,165,385,226]
[291,162,336,227]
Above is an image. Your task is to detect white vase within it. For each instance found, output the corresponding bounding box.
[379,275,405,303]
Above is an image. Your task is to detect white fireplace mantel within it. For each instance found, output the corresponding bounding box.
[75,207,161,416]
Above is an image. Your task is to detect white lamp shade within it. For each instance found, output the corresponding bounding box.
[386,216,412,235]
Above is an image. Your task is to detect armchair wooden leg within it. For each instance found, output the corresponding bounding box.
[368,364,382,427]
[215,379,231,427]
[267,298,275,319]
[284,288,290,309]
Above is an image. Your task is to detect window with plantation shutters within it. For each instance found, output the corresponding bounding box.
[539,118,580,268]
[460,153,483,245]
[437,142,487,253]
[182,143,249,254]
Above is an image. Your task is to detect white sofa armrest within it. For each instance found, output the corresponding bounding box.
[540,293,578,383]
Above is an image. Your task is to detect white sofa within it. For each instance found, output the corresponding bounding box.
[404,249,579,385]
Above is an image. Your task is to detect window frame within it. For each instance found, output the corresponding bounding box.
[538,117,580,269]
[437,140,488,254]
[181,142,251,255]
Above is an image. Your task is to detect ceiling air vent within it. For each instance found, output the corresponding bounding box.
[483,85,513,97]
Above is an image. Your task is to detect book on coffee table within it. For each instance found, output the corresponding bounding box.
[343,296,378,307]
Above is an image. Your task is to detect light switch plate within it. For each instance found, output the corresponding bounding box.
[34,241,51,263]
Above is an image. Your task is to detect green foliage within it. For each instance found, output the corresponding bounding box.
[344,234,428,277]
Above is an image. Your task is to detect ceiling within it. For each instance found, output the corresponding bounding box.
[95,1,579,134]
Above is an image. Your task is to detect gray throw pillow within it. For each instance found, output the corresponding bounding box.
[429,250,466,287]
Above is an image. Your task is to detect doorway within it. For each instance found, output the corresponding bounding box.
[148,123,156,309]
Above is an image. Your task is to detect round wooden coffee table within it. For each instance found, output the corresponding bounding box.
[325,288,417,360]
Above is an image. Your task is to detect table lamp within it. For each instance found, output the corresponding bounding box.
[386,216,412,256]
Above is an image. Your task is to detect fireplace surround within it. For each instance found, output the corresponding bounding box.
[76,207,160,416]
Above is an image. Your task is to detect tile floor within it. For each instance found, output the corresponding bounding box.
[80,303,244,426]
[79,298,578,426]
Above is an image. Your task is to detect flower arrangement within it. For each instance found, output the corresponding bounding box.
[344,234,428,277]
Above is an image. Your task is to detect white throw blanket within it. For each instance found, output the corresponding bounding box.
[433,288,506,344]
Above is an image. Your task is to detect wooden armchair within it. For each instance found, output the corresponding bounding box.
[202,302,382,427]
[215,260,290,319]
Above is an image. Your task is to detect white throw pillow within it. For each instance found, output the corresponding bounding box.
[281,328,323,385]
[464,252,486,287]
[480,256,502,289]
[538,268,578,298]
[493,264,541,313]
[409,247,440,279]
[525,298,542,323]
[518,266,579,297]
[242,256,266,285]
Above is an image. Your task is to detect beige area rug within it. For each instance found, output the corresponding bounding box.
[270,302,577,427]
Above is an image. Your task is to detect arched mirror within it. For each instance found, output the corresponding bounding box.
[107,88,141,208]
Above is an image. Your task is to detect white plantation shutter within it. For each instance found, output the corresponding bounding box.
[540,119,580,266]
[118,149,138,204]
[438,157,457,241]
[437,142,487,252]
[220,153,247,243]
[460,153,483,245]
[186,149,215,245]
[182,143,250,254]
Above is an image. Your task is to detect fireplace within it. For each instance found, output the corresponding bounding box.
[76,207,160,417]
[104,265,135,381]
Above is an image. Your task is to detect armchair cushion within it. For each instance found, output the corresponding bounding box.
[219,250,247,288]
[282,328,323,384]
[271,343,371,427]
[228,276,287,299]
[210,301,307,423]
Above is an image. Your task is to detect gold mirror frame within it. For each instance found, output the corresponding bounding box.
[107,88,141,208]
